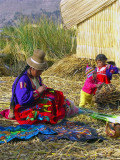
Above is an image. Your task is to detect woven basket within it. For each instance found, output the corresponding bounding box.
[106,122,120,138]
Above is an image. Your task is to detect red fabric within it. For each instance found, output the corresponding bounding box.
[96,65,110,84]
[0,109,10,119]
[97,74,110,84]
[14,89,66,125]
[93,75,110,94]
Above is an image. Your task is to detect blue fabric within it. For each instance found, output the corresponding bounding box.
[95,64,118,80]
[38,120,104,142]
[0,124,56,144]
[106,64,118,80]
[78,108,85,114]
[0,120,104,144]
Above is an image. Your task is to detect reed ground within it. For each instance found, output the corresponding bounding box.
[0,56,120,159]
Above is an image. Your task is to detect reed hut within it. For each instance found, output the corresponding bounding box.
[60,0,120,67]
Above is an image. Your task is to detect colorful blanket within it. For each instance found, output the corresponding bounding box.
[38,120,104,142]
[0,120,104,144]
[0,124,56,144]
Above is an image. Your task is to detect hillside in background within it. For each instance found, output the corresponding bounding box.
[0,0,61,27]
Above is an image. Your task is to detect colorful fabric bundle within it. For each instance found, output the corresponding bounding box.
[106,122,120,138]
[14,88,66,125]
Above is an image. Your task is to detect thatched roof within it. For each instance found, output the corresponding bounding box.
[60,0,117,29]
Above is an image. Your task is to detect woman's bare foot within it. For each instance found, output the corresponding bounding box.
[8,109,15,119]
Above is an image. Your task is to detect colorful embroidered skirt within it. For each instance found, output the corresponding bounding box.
[14,88,79,125]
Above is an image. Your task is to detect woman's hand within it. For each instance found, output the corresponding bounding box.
[37,84,47,94]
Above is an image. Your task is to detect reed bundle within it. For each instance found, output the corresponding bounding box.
[95,83,120,110]
[43,55,96,81]
[0,59,10,76]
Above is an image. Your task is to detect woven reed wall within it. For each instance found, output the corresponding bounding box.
[60,0,116,29]
[76,1,120,67]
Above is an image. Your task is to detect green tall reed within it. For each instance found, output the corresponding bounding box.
[1,16,76,62]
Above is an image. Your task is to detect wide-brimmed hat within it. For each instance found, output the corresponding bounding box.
[85,65,95,78]
[26,49,48,70]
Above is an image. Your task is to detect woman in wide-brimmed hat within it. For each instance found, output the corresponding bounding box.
[8,49,82,125]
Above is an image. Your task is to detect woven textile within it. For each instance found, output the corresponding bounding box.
[38,120,104,142]
[0,124,56,144]
[0,120,104,144]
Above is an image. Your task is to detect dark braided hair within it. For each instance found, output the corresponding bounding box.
[96,54,107,61]
[10,65,30,109]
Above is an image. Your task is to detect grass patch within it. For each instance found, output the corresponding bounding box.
[1,17,76,69]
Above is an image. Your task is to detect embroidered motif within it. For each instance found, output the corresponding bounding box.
[97,65,107,75]
[26,116,34,121]
[106,64,110,69]
[37,114,44,121]
[37,114,50,121]
[24,82,27,88]
[44,116,50,121]
[20,82,27,89]
[110,69,114,74]
[33,90,39,100]
[20,82,23,89]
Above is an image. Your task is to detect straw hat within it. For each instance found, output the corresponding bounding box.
[26,49,48,70]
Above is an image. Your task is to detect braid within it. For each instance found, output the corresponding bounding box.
[10,65,30,108]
